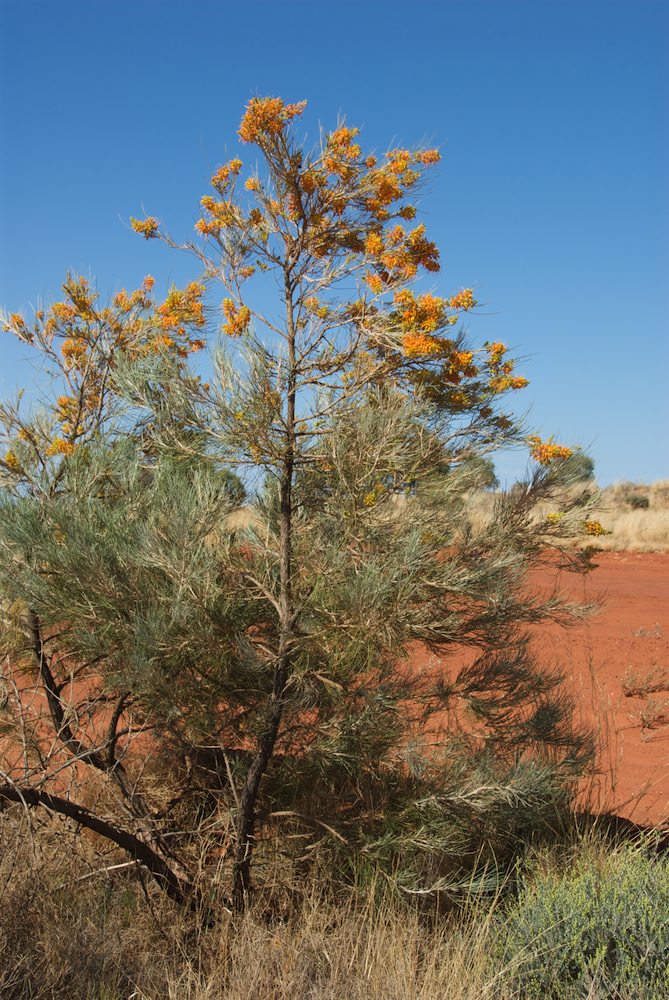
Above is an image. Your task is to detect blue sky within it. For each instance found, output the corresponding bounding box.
[1,0,667,485]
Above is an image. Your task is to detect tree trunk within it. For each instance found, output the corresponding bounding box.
[231,267,297,912]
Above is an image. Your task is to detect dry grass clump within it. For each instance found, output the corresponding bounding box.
[3,812,668,999]
[0,826,514,1000]
[590,479,669,552]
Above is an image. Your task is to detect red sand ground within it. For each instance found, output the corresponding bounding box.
[530,551,669,827]
[402,552,669,829]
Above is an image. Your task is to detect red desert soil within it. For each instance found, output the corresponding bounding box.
[409,551,669,828]
[532,550,669,828]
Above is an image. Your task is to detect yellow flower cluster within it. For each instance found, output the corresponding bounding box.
[583,519,607,536]
[304,296,329,318]
[130,216,159,239]
[489,374,529,392]
[444,350,478,382]
[45,437,75,457]
[362,482,386,507]
[3,450,20,472]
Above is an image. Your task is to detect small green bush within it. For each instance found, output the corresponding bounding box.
[500,846,669,999]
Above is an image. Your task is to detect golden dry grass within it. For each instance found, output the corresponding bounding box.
[0,832,517,1000]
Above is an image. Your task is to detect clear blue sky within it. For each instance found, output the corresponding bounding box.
[1,0,667,486]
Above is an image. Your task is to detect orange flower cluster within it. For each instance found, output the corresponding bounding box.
[486,342,507,363]
[365,273,384,295]
[449,289,476,311]
[327,126,361,160]
[304,296,328,318]
[402,332,445,357]
[444,350,478,383]
[222,299,251,336]
[489,374,529,392]
[113,288,147,311]
[394,290,446,333]
[211,159,242,191]
[238,97,307,144]
[45,437,75,458]
[364,232,384,256]
[130,216,159,239]
[60,338,88,365]
[528,436,574,465]
[51,302,76,323]
[583,519,606,536]
[245,177,261,192]
[196,196,239,237]
[156,282,206,347]
[55,394,82,437]
[482,341,529,396]
[362,224,440,288]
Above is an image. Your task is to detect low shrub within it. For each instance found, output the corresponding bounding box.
[499,845,669,999]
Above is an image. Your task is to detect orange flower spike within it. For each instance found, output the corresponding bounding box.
[402,333,444,357]
[387,149,412,175]
[7,312,26,330]
[130,216,159,239]
[3,450,21,472]
[238,96,306,144]
[417,149,441,166]
[245,177,261,192]
[450,289,476,311]
[222,299,251,336]
[212,159,242,191]
[46,438,75,458]
[61,338,87,361]
[528,436,574,465]
[365,274,384,295]
[364,232,384,256]
[51,302,77,323]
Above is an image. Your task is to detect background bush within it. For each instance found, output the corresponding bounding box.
[499,844,669,999]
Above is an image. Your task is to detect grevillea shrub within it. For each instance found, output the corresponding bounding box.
[1,96,598,913]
